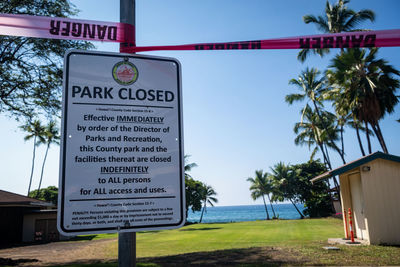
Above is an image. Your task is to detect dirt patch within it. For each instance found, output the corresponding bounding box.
[0,238,116,266]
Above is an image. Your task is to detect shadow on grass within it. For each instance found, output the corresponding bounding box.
[0,257,39,266]
[139,231,161,234]
[54,247,305,267]
[70,235,97,241]
[179,227,222,232]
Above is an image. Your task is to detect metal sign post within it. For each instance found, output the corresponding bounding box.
[119,1,136,266]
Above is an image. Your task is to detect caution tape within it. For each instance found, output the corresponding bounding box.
[0,13,134,43]
[1,13,400,52]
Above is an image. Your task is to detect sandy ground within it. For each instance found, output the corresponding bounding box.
[0,238,116,266]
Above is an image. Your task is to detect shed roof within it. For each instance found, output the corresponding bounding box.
[311,152,400,183]
[0,189,53,208]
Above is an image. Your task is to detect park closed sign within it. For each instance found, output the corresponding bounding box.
[57,50,185,235]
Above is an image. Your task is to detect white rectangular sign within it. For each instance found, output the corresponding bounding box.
[58,50,185,235]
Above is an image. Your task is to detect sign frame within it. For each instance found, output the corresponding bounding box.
[57,50,185,235]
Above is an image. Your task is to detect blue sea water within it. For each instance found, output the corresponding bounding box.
[187,203,306,223]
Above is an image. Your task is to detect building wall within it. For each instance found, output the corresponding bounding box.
[361,159,400,245]
[22,212,69,242]
[339,170,370,242]
[339,173,352,239]
[0,207,24,245]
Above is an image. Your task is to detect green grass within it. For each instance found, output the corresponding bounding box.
[102,218,342,258]
[54,218,400,266]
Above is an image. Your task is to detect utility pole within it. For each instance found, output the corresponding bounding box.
[119,1,136,266]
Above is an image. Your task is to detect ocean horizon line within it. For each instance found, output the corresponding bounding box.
[200,202,300,208]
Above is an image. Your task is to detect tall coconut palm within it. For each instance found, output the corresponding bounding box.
[247,170,277,220]
[293,105,330,166]
[286,68,346,163]
[263,174,278,219]
[20,120,46,196]
[298,0,375,62]
[323,89,375,157]
[36,121,60,196]
[199,184,218,223]
[327,48,400,154]
[293,106,341,197]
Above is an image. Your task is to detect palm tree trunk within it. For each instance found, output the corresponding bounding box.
[36,143,50,197]
[323,144,331,167]
[27,136,37,196]
[318,141,331,170]
[365,121,372,154]
[376,123,388,153]
[355,122,366,156]
[266,194,276,218]
[199,201,206,223]
[372,123,389,154]
[262,194,270,220]
[289,198,304,219]
[321,143,341,201]
[313,102,345,164]
[340,124,345,157]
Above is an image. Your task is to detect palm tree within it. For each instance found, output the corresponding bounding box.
[264,174,278,219]
[298,0,375,62]
[20,120,46,196]
[269,162,305,219]
[327,48,400,154]
[36,121,60,196]
[184,155,198,179]
[293,106,341,196]
[286,68,325,121]
[247,170,270,220]
[199,184,218,223]
[286,68,346,164]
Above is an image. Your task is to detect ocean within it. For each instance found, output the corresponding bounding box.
[187,203,306,223]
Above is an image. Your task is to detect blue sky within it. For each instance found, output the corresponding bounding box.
[1,0,399,206]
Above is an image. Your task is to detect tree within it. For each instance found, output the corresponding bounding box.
[298,0,375,62]
[269,162,305,219]
[36,121,60,196]
[247,170,277,220]
[293,105,341,196]
[286,68,346,164]
[199,184,218,223]
[20,120,46,196]
[327,48,400,154]
[184,155,203,218]
[185,177,204,217]
[29,186,58,205]
[0,1,93,121]
[290,161,334,217]
[184,155,198,178]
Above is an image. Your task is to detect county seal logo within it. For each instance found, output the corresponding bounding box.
[112,60,138,85]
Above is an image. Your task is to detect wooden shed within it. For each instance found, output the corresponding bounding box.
[311,152,400,245]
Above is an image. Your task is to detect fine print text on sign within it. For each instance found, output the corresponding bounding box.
[58,50,184,235]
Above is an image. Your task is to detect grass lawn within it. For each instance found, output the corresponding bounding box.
[39,218,400,266]
[122,217,343,257]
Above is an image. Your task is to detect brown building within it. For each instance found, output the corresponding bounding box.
[0,190,58,245]
[312,152,400,245]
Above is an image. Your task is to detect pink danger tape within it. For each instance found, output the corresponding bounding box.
[126,29,400,53]
[1,14,399,52]
[0,13,134,43]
